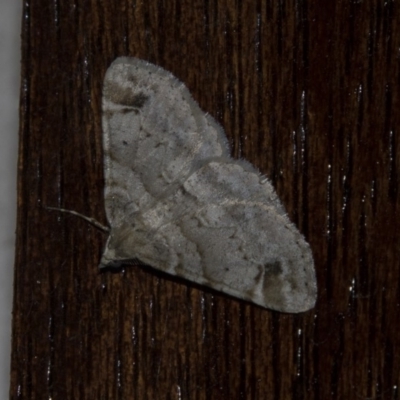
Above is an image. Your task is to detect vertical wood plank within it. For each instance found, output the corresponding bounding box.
[11,0,400,398]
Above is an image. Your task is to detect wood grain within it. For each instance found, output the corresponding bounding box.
[11,0,400,399]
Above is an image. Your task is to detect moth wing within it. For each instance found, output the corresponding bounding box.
[100,57,317,312]
[102,57,228,226]
[102,159,316,312]
[165,160,317,312]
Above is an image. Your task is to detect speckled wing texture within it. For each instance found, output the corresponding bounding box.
[100,57,317,313]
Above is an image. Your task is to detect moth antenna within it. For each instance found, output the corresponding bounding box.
[45,206,110,233]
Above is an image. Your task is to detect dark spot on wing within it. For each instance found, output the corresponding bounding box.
[126,72,138,84]
[261,260,283,292]
[104,81,149,108]
[264,261,282,276]
[120,107,138,114]
[254,260,283,286]
[128,92,149,108]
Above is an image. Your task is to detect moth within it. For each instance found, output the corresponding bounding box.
[51,57,317,313]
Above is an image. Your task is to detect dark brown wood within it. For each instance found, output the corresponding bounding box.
[11,0,400,399]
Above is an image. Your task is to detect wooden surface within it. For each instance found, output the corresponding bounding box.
[11,0,400,399]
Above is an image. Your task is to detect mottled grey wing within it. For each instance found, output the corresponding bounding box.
[102,57,228,227]
[174,160,316,312]
[113,158,316,312]
[100,57,317,312]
